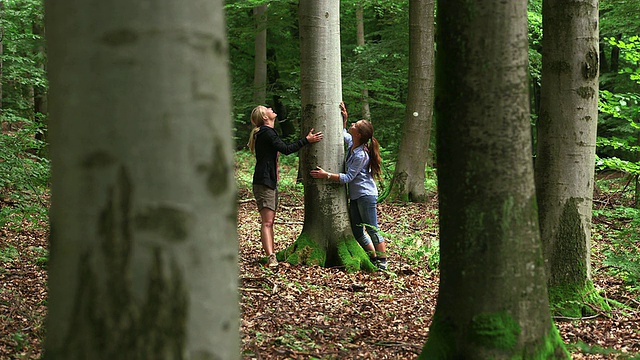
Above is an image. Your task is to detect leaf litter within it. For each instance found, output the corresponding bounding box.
[0,189,638,359]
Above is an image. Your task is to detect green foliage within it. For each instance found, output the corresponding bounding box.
[376,146,395,202]
[226,0,412,153]
[0,244,19,263]
[527,5,542,89]
[394,235,439,271]
[234,150,256,194]
[0,114,49,228]
[600,207,640,291]
[600,0,640,39]
[341,0,409,151]
[0,0,49,230]
[597,36,640,199]
[1,0,47,117]
[226,0,302,148]
[384,213,440,271]
[567,341,637,359]
[30,246,48,269]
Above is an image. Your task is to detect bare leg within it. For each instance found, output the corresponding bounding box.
[374,242,386,257]
[363,242,376,258]
[259,207,276,255]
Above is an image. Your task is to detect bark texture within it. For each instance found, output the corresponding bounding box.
[253,4,268,105]
[291,0,374,271]
[536,0,600,316]
[388,0,435,203]
[45,1,238,358]
[355,3,371,120]
[420,0,568,358]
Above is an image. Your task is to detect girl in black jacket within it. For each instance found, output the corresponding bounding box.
[247,105,323,267]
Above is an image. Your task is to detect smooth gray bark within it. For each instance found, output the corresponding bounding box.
[253,4,268,105]
[45,1,238,358]
[388,0,435,203]
[298,0,353,264]
[356,3,371,120]
[536,0,599,290]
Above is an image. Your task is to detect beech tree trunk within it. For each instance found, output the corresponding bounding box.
[45,1,238,358]
[356,2,371,120]
[419,0,568,358]
[536,0,601,316]
[253,4,268,105]
[285,0,374,271]
[388,0,435,203]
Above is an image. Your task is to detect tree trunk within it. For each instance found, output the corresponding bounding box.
[356,3,371,120]
[419,0,568,358]
[253,4,268,105]
[0,0,3,112]
[33,19,48,153]
[285,0,375,272]
[387,0,435,203]
[45,1,239,359]
[536,0,602,317]
[611,33,621,72]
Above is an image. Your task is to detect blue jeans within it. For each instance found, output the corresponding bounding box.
[349,195,384,248]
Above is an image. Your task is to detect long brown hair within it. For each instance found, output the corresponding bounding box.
[247,105,267,154]
[355,120,382,181]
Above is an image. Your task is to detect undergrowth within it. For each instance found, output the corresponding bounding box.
[0,111,49,230]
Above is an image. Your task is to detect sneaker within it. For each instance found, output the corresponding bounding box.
[267,254,279,268]
[376,257,388,270]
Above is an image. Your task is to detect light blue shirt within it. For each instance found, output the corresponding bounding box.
[339,129,378,200]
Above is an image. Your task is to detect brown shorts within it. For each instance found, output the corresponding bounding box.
[253,184,278,211]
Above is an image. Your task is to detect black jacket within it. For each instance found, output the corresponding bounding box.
[252,126,309,189]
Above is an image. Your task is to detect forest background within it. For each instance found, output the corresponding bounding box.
[0,0,639,358]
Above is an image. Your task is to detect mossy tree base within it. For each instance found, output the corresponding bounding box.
[277,233,377,273]
[548,281,612,318]
[418,313,570,359]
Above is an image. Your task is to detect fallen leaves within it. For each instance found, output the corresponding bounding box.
[0,189,638,359]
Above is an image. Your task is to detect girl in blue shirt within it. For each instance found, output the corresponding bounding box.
[311,103,387,269]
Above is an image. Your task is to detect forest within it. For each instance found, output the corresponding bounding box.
[0,0,639,358]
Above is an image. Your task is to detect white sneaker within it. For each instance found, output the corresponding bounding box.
[267,254,279,268]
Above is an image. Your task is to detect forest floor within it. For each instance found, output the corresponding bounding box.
[1,185,639,359]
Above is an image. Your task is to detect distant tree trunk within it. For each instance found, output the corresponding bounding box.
[356,2,371,120]
[33,19,48,151]
[253,4,268,105]
[599,39,608,73]
[636,133,640,208]
[536,0,602,317]
[284,0,375,272]
[45,0,239,359]
[419,0,568,358]
[267,48,295,140]
[0,0,3,112]
[387,0,435,203]
[611,33,621,72]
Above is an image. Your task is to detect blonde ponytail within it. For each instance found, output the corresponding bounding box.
[247,105,268,154]
[247,127,260,154]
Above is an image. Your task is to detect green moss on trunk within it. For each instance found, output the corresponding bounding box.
[417,313,456,359]
[548,281,611,318]
[278,233,376,272]
[469,312,520,350]
[419,314,569,359]
[280,233,326,266]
